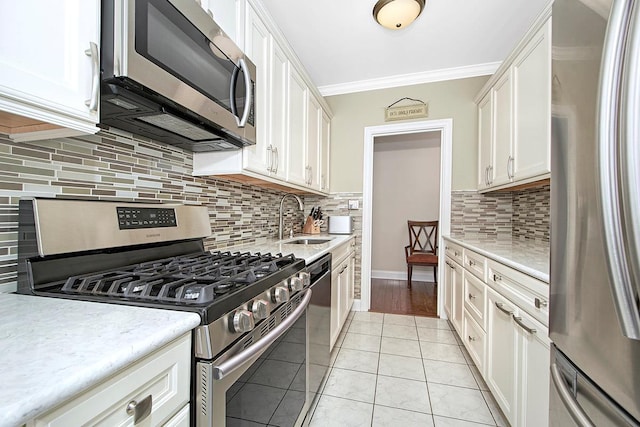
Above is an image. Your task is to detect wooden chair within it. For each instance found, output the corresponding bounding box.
[404,220,439,288]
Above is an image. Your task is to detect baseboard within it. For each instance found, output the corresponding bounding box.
[351,299,362,312]
[371,269,435,282]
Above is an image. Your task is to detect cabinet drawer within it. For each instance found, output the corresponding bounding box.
[444,240,464,265]
[33,333,191,427]
[464,273,487,331]
[463,310,486,374]
[487,260,549,326]
[463,249,487,281]
[331,237,355,268]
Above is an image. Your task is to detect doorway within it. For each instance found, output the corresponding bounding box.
[370,131,441,316]
[360,119,453,318]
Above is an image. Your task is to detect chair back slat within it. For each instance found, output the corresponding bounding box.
[407,220,439,255]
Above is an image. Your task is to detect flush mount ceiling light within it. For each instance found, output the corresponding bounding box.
[373,0,426,30]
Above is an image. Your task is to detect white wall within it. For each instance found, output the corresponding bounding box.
[326,76,488,192]
[371,132,441,277]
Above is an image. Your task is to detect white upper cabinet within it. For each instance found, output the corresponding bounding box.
[476,14,551,192]
[478,93,493,190]
[286,67,308,186]
[0,0,100,141]
[492,71,513,187]
[512,19,551,181]
[243,5,272,175]
[199,0,242,46]
[192,0,332,195]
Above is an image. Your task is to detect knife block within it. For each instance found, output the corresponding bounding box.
[302,216,320,234]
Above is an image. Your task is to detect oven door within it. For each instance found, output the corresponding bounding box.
[108,0,256,140]
[196,290,311,426]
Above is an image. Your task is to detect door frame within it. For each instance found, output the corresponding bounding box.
[359,118,453,317]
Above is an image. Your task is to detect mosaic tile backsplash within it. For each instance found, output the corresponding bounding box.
[450,184,550,242]
[0,130,311,292]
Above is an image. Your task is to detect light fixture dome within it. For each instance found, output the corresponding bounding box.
[373,0,425,30]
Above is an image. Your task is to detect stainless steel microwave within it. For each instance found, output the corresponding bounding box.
[100,0,256,151]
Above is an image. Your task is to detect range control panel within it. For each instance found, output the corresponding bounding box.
[117,207,177,229]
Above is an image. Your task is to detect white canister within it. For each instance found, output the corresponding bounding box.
[328,216,353,234]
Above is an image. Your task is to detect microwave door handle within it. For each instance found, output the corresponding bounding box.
[230,65,240,119]
[229,58,252,128]
[598,0,640,340]
[620,0,640,335]
[237,58,252,128]
[210,289,311,380]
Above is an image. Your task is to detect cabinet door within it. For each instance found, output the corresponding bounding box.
[515,309,550,427]
[330,267,341,350]
[267,41,288,180]
[320,111,331,192]
[451,260,464,335]
[512,19,551,181]
[242,6,272,174]
[477,93,493,190]
[0,1,99,132]
[486,287,517,424]
[443,259,454,319]
[286,67,308,186]
[491,71,513,187]
[200,0,239,45]
[306,95,322,189]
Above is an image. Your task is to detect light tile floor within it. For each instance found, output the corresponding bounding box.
[307,312,509,427]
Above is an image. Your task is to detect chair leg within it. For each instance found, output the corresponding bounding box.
[434,266,438,287]
[407,265,412,288]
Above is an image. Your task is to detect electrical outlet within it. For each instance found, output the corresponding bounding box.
[348,200,359,210]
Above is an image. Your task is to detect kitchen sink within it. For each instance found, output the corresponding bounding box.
[287,239,331,245]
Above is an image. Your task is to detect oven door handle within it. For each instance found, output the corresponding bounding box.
[211,289,312,380]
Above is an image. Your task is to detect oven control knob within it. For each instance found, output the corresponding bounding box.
[251,299,270,320]
[231,309,254,333]
[272,286,290,304]
[299,271,311,287]
[289,276,304,292]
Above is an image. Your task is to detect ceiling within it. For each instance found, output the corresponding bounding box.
[260,0,550,96]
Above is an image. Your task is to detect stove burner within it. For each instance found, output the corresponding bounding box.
[59,251,298,305]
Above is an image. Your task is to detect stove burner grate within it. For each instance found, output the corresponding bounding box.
[59,251,297,304]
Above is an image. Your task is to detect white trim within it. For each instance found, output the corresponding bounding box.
[361,119,453,318]
[318,63,500,97]
[351,299,362,312]
[371,269,435,282]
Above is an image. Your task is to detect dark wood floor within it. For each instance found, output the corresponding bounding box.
[369,278,438,317]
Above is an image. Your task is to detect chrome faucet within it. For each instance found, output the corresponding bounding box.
[279,194,304,240]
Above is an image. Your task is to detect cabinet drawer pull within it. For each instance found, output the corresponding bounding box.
[468,293,476,300]
[513,315,537,334]
[535,297,548,308]
[495,302,513,315]
[126,394,152,424]
[493,273,502,282]
[468,260,476,266]
[455,251,460,257]
[468,335,476,342]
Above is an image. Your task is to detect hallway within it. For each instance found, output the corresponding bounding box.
[369,279,437,317]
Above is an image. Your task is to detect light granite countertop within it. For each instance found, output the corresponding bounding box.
[0,294,201,427]
[221,233,354,263]
[444,235,550,283]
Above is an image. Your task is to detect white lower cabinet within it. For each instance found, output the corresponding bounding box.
[443,237,550,427]
[330,238,356,349]
[29,333,192,427]
[486,286,519,423]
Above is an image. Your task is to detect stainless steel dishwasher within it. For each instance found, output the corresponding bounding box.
[305,253,332,415]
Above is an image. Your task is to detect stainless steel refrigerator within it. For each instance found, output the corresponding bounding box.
[550,0,640,425]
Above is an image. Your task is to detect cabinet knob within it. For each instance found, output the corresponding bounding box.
[468,335,476,342]
[126,395,152,424]
[493,273,502,282]
[535,297,548,308]
[469,260,476,266]
[468,293,476,300]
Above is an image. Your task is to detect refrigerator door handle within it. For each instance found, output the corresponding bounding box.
[550,363,596,427]
[597,0,640,340]
[620,0,640,326]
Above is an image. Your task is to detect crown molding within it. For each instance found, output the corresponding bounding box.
[318,62,501,97]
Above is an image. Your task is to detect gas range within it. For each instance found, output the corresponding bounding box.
[17,198,314,426]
